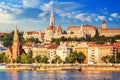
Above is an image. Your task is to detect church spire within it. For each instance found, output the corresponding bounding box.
[12,25,20,60]
[50,8,55,27]
[13,25,19,42]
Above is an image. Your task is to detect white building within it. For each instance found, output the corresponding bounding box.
[88,46,99,64]
[47,45,58,62]
[23,31,44,42]
[56,42,72,61]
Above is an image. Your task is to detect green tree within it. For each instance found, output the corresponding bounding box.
[60,36,67,41]
[2,31,25,48]
[101,55,115,63]
[101,56,108,63]
[51,38,60,45]
[21,54,27,63]
[62,30,67,34]
[52,55,62,64]
[35,55,41,63]
[65,57,69,63]
[41,56,48,63]
[16,55,21,63]
[26,53,33,63]
[69,52,78,63]
[0,52,9,63]
[77,52,86,63]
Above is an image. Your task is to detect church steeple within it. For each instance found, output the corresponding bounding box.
[50,9,55,27]
[13,25,19,42]
[12,25,20,60]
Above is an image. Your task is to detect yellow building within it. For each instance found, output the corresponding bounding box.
[74,42,89,63]
[74,47,88,63]
[32,45,48,58]
[67,25,96,38]
[97,44,117,63]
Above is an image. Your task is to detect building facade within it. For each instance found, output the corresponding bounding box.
[32,45,48,58]
[74,42,89,63]
[47,45,58,62]
[97,21,120,37]
[56,42,72,61]
[23,31,45,42]
[67,25,96,38]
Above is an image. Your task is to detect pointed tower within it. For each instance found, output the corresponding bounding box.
[102,20,107,29]
[50,9,55,27]
[12,26,21,60]
[6,26,24,63]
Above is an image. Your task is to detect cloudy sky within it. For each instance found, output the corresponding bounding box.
[0,0,120,32]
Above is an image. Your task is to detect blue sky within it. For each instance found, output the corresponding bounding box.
[0,0,120,32]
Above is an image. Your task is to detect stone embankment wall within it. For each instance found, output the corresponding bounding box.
[6,64,120,71]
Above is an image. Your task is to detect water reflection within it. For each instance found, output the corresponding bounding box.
[0,71,120,80]
[6,71,19,80]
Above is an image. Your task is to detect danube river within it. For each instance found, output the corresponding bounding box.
[0,71,120,80]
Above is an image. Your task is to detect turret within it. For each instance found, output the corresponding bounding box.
[102,20,107,29]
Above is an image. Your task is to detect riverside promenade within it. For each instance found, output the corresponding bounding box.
[6,64,120,71]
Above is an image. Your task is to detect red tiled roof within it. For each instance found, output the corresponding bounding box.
[41,32,45,36]
[23,42,35,47]
[68,25,95,30]
[0,32,10,36]
[47,45,58,49]
[97,28,120,30]
[47,26,62,32]
[26,31,39,35]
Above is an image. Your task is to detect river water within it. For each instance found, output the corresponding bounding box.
[0,71,120,80]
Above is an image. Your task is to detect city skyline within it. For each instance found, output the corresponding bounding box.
[0,0,120,32]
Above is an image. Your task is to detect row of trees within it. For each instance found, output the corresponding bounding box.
[1,30,120,47]
[52,35,120,45]
[0,51,86,64]
[16,52,48,64]
[101,53,120,63]
[65,52,86,63]
[0,31,41,48]
[1,52,120,64]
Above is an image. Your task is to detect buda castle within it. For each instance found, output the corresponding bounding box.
[44,10,120,43]
[23,9,120,43]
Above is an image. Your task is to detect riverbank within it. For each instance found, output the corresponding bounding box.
[5,64,120,71]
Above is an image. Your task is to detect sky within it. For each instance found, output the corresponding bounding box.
[0,0,120,32]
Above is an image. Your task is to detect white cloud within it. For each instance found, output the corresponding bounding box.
[0,2,23,15]
[0,9,13,23]
[75,13,92,22]
[111,13,119,18]
[38,12,48,17]
[98,16,106,20]
[40,1,82,18]
[101,7,108,14]
[38,12,48,20]
[23,0,40,8]
[108,18,113,21]
[95,19,99,22]
[0,2,23,23]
